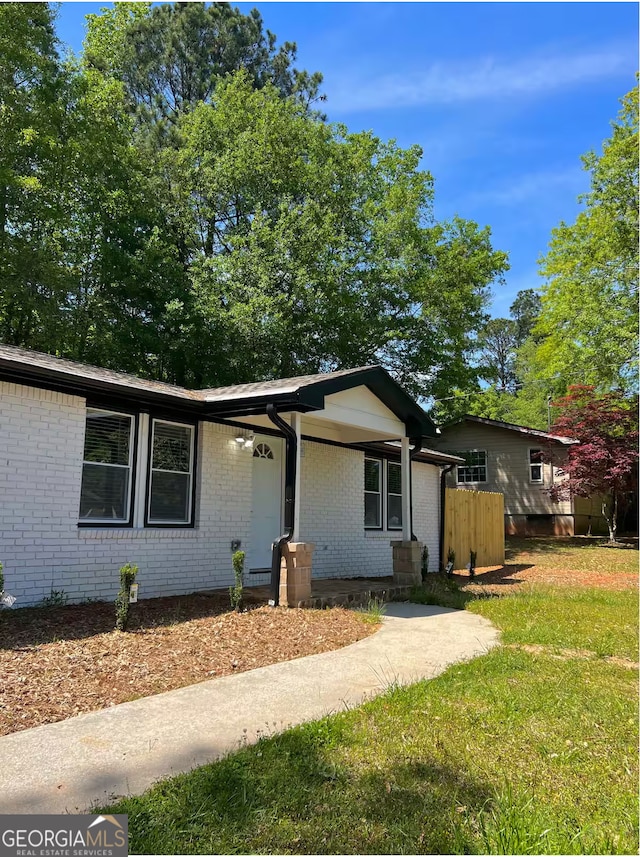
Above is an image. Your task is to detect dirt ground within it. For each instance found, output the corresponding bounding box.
[451,536,638,594]
[0,593,376,736]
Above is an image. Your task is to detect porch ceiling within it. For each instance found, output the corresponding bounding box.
[228,409,405,444]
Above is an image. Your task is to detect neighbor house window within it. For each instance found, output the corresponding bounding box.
[529,448,543,484]
[457,450,487,484]
[79,409,135,522]
[147,420,195,524]
[364,458,382,528]
[387,461,403,530]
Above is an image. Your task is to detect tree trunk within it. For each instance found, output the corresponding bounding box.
[602,494,619,543]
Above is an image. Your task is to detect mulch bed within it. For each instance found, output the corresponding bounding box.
[0,593,376,736]
[451,563,638,594]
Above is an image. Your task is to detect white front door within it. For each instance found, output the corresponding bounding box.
[249,435,283,570]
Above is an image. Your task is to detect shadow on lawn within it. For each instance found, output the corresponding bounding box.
[0,592,240,650]
[408,565,535,610]
[108,726,494,855]
[506,536,638,559]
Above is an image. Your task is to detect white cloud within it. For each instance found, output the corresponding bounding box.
[466,166,587,208]
[327,46,633,114]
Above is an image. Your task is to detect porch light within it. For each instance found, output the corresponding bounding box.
[244,436,255,449]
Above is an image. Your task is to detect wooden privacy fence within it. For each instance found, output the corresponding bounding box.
[443,488,505,570]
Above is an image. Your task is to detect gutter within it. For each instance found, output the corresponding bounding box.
[266,403,297,606]
[439,464,456,570]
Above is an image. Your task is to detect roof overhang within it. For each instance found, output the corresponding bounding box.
[0,347,436,443]
[441,414,577,445]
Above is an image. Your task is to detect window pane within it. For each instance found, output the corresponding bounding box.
[530,449,542,463]
[364,459,381,492]
[153,422,192,472]
[364,493,381,527]
[387,462,402,495]
[530,464,542,482]
[149,471,190,522]
[84,412,131,465]
[387,494,402,529]
[80,463,128,520]
[457,451,487,483]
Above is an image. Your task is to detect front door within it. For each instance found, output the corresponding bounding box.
[249,435,283,570]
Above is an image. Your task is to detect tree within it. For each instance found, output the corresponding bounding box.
[477,318,519,391]
[170,73,507,392]
[83,1,324,140]
[0,2,68,349]
[534,85,639,393]
[546,385,638,542]
[509,288,541,344]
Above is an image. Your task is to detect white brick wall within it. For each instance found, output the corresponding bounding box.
[299,441,440,579]
[0,382,441,605]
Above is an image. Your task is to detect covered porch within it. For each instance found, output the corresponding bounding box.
[202,366,437,605]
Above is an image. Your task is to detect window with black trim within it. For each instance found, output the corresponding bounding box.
[364,458,382,528]
[364,458,403,530]
[387,461,403,530]
[79,409,135,523]
[529,448,543,483]
[456,450,487,484]
[148,420,195,525]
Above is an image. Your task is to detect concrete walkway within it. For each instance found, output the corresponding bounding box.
[0,603,499,814]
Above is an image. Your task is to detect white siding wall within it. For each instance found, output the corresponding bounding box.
[1,382,441,605]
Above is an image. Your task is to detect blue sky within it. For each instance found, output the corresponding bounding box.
[55,1,638,318]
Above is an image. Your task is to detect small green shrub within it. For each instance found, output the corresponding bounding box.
[115,563,138,631]
[229,550,245,612]
[357,596,386,624]
[421,545,429,581]
[39,589,68,607]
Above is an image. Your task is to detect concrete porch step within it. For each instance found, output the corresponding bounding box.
[242,576,415,610]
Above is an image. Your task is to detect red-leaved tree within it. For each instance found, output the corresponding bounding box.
[546,386,638,542]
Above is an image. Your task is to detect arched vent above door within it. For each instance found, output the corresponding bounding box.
[253,442,274,460]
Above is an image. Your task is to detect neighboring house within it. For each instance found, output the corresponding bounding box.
[0,345,460,606]
[434,415,608,536]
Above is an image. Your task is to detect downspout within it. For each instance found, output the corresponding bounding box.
[439,464,456,570]
[409,436,423,541]
[266,403,297,606]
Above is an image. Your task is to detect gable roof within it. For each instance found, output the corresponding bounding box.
[439,414,577,445]
[0,344,435,437]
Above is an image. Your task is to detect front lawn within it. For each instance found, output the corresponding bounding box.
[0,594,375,735]
[105,540,639,855]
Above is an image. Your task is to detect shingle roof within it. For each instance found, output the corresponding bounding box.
[201,366,377,402]
[442,414,577,445]
[0,343,202,401]
[0,344,435,436]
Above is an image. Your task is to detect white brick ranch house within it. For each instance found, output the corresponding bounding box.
[0,345,460,607]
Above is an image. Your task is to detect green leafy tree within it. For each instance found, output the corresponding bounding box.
[534,85,638,393]
[509,287,542,344]
[0,2,68,349]
[83,1,324,140]
[171,73,507,393]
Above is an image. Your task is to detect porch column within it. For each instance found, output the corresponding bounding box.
[401,436,412,541]
[292,412,302,541]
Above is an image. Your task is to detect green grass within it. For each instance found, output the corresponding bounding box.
[104,544,639,855]
[410,581,638,660]
[506,536,638,574]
